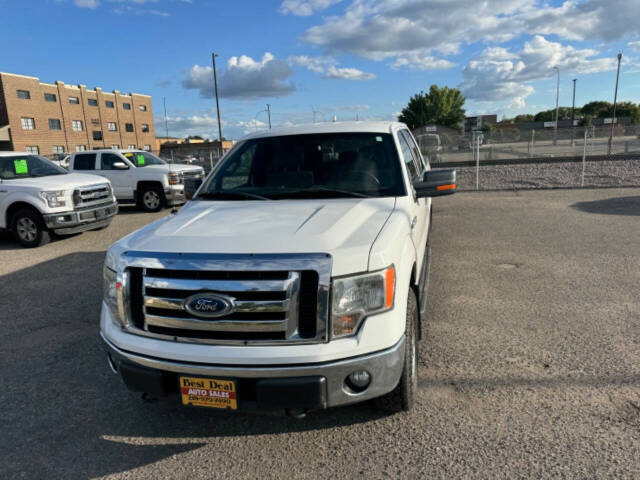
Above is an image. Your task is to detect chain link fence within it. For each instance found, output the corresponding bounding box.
[415,125,640,191]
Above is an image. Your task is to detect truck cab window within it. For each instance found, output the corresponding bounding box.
[74,153,97,170]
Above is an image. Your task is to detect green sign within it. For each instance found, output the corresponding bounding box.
[14,159,28,174]
[136,154,145,166]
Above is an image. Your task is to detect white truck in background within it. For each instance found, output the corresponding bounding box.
[0,152,118,248]
[101,122,455,416]
[68,149,204,212]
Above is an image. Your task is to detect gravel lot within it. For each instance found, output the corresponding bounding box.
[1,191,639,479]
[456,159,640,191]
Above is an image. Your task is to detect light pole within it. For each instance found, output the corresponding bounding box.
[211,53,223,156]
[608,52,623,155]
[266,104,271,129]
[553,66,560,146]
[571,79,576,147]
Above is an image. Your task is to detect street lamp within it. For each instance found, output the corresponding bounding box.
[571,78,577,147]
[211,53,223,155]
[553,67,560,146]
[608,52,623,155]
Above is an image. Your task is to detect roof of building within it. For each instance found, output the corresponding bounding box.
[242,121,407,140]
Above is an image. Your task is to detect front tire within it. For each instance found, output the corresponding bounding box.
[138,185,164,212]
[11,208,50,248]
[376,288,418,413]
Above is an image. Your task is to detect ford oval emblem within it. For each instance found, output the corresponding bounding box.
[184,292,235,319]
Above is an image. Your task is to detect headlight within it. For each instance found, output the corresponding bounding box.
[331,265,395,338]
[103,264,125,326]
[168,172,183,185]
[40,190,67,208]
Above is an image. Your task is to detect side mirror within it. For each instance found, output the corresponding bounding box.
[113,162,129,170]
[413,168,456,198]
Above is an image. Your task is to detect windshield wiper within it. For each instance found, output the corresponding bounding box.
[198,190,271,201]
[272,187,372,199]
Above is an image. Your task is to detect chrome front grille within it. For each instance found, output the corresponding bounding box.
[120,252,331,345]
[73,184,113,209]
[142,270,299,339]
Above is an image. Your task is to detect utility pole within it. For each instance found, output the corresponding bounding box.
[212,53,223,155]
[608,52,623,155]
[163,96,169,139]
[266,104,271,129]
[553,67,560,146]
[571,79,576,147]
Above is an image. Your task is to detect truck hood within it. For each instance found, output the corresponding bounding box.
[4,172,110,190]
[135,164,202,174]
[116,198,396,275]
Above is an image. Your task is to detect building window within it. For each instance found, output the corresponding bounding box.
[125,123,134,132]
[111,144,120,150]
[76,145,87,152]
[127,144,136,149]
[93,131,103,141]
[26,146,39,154]
[105,100,115,108]
[52,146,64,154]
[69,97,80,104]
[21,117,35,130]
[139,105,147,111]
[143,145,151,151]
[88,98,98,106]
[72,120,83,132]
[122,102,131,110]
[107,122,117,132]
[44,93,57,102]
[17,90,31,99]
[141,124,149,133]
[49,119,62,130]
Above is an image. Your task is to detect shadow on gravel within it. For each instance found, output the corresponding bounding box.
[0,252,389,479]
[571,196,640,216]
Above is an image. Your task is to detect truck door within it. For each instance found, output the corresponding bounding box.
[397,130,430,268]
[97,152,134,199]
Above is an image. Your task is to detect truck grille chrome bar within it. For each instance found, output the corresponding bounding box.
[73,184,113,209]
[119,252,331,345]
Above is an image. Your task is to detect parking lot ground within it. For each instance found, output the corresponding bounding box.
[1,190,639,479]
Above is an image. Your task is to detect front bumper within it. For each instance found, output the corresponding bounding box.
[102,333,405,411]
[43,202,118,234]
[164,187,186,206]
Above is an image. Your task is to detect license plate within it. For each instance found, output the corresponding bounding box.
[179,376,237,410]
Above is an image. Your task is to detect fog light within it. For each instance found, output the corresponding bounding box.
[345,370,371,393]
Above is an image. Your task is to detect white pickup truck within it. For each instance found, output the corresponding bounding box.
[67,150,204,212]
[101,122,455,415]
[0,151,118,248]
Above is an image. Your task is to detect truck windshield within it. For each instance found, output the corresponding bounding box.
[198,132,406,200]
[0,155,67,179]
[123,151,166,168]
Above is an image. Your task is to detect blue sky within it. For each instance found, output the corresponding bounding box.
[1,0,639,139]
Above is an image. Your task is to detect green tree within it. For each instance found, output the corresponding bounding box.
[533,107,577,122]
[398,85,466,129]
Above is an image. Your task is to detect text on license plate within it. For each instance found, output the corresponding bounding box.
[179,376,237,410]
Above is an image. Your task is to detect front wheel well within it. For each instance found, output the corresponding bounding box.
[409,263,422,339]
[6,202,43,228]
[136,181,165,200]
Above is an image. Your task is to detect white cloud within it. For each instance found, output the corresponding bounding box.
[459,35,616,105]
[75,0,99,8]
[279,0,344,16]
[323,65,375,80]
[628,40,640,51]
[299,0,640,69]
[391,50,456,71]
[289,55,375,80]
[183,53,296,99]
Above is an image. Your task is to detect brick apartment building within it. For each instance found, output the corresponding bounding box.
[0,72,155,156]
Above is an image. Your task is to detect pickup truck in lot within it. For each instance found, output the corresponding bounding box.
[67,149,205,212]
[0,151,118,248]
[101,122,455,415]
